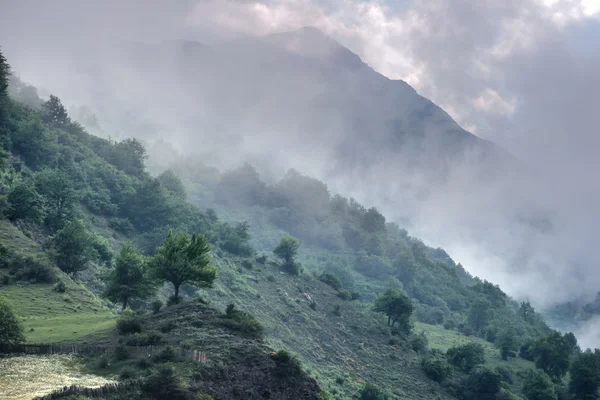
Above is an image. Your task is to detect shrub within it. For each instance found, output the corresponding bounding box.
[267,275,276,282]
[495,366,514,384]
[9,255,55,283]
[92,236,113,266]
[281,261,301,275]
[242,260,253,269]
[116,314,143,335]
[521,369,557,400]
[319,272,342,290]
[97,357,109,369]
[421,355,452,383]
[151,300,163,314]
[410,333,429,352]
[359,383,389,400]
[446,342,485,373]
[53,280,67,293]
[159,321,177,333]
[272,350,304,378]
[337,290,351,300]
[166,295,181,307]
[309,301,317,311]
[350,291,361,301]
[195,296,210,305]
[142,366,188,400]
[460,367,502,400]
[333,304,342,316]
[220,303,264,339]
[119,368,136,381]
[125,331,163,346]
[153,346,177,363]
[137,358,152,369]
[114,345,129,361]
[255,255,267,264]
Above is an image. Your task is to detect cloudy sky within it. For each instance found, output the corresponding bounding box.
[2,0,600,344]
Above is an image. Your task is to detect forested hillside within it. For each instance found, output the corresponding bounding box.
[1,48,600,400]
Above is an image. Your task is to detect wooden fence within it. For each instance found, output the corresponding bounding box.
[0,343,208,362]
[32,380,141,400]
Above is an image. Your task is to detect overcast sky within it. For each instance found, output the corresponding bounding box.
[2,0,600,345]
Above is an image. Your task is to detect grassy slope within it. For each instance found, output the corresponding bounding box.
[0,220,115,343]
[416,322,535,392]
[199,255,454,400]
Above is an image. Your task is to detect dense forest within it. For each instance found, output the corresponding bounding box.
[1,47,600,400]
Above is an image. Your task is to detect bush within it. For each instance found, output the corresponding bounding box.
[153,346,177,363]
[116,314,143,335]
[521,369,557,400]
[337,290,351,300]
[114,345,129,361]
[142,366,188,400]
[137,358,152,369]
[495,366,514,384]
[151,300,163,314]
[359,383,389,400]
[242,260,253,269]
[333,304,342,316]
[519,340,534,361]
[350,291,361,301]
[460,367,502,400]
[319,272,342,290]
[195,296,210,305]
[119,368,136,381]
[255,255,267,264]
[159,321,177,333]
[53,280,67,293]
[97,357,109,369]
[272,350,304,378]
[220,303,264,339]
[9,256,55,283]
[166,295,181,307]
[309,301,317,311]
[421,354,452,383]
[125,331,163,346]
[281,261,301,275]
[446,342,485,373]
[410,333,429,352]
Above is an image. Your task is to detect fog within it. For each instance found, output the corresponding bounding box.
[2,0,600,347]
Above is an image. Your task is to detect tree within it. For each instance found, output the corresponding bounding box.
[531,331,574,380]
[7,181,46,224]
[104,243,156,310]
[421,353,452,383]
[373,288,414,332]
[0,47,10,98]
[50,219,97,275]
[447,342,486,373]
[273,236,301,264]
[521,369,557,400]
[461,367,502,400]
[41,95,70,127]
[157,169,187,199]
[0,296,25,345]
[110,138,147,177]
[519,301,536,323]
[34,168,79,230]
[149,231,217,299]
[496,327,519,360]
[569,350,600,400]
[468,297,491,331]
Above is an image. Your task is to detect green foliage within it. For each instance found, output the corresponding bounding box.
[467,297,491,332]
[49,218,97,275]
[446,342,486,373]
[9,255,55,283]
[108,217,134,234]
[115,313,143,335]
[421,352,452,383]
[0,296,25,345]
[142,366,188,400]
[125,331,163,346]
[460,367,502,400]
[34,168,79,230]
[151,300,163,314]
[108,138,147,178]
[0,47,9,98]
[157,169,187,198]
[41,95,70,127]
[271,350,304,378]
[219,221,253,256]
[569,349,600,400]
[531,331,575,380]
[149,231,217,299]
[410,332,429,352]
[91,236,113,266]
[521,369,557,400]
[373,288,414,332]
[104,243,156,310]
[53,280,67,293]
[153,345,177,363]
[358,382,390,400]
[273,235,301,265]
[7,181,46,223]
[496,327,519,360]
[221,303,264,339]
[319,272,342,290]
[496,388,522,400]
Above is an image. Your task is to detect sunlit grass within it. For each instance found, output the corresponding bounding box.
[0,354,115,400]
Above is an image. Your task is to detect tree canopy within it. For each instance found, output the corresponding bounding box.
[49,218,97,275]
[104,243,156,310]
[149,231,217,299]
[373,288,414,332]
